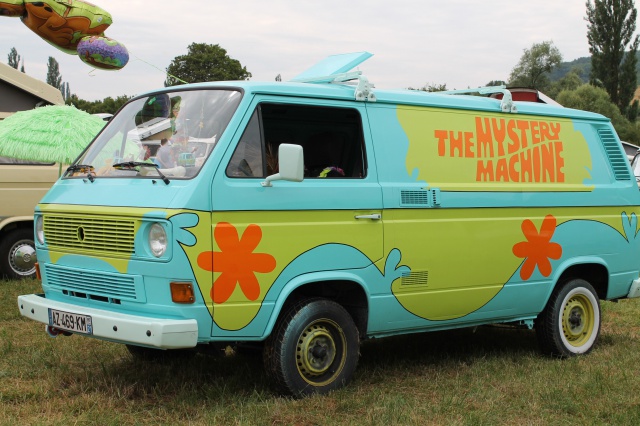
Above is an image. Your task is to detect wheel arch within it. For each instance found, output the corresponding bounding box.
[262,272,370,341]
[0,216,34,237]
[551,258,609,301]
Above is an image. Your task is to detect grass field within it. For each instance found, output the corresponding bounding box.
[2,278,640,425]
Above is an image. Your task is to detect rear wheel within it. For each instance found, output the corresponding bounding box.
[536,278,601,357]
[0,228,37,279]
[263,299,359,397]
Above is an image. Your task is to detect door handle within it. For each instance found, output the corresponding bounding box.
[354,213,381,220]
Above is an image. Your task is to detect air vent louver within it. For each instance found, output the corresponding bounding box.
[599,129,631,181]
[401,190,430,206]
[401,270,429,286]
[400,189,441,207]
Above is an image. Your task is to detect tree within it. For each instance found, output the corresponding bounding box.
[164,43,251,86]
[46,56,62,89]
[7,47,24,72]
[486,80,507,87]
[557,84,640,142]
[619,45,639,120]
[66,94,132,114]
[585,0,639,118]
[408,82,448,92]
[60,82,71,102]
[547,69,584,98]
[46,56,72,100]
[508,41,563,91]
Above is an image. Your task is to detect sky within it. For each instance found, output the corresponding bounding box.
[0,0,625,102]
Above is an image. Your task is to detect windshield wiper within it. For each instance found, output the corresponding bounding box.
[64,164,95,182]
[112,161,170,185]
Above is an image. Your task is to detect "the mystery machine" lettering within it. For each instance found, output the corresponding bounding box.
[434,117,565,183]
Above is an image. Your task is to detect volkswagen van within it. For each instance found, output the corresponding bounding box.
[17,53,640,397]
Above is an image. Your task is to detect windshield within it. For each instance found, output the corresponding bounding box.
[70,89,242,180]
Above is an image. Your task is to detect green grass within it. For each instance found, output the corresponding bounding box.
[2,278,640,425]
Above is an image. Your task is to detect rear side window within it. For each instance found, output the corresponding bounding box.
[227,103,367,178]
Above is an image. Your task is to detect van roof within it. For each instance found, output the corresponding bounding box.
[150,80,608,122]
[145,52,608,123]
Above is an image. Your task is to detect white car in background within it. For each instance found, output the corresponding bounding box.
[621,141,638,162]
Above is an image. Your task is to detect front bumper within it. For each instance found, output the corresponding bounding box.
[18,294,198,349]
[628,279,640,299]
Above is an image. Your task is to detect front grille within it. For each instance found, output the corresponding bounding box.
[44,214,136,257]
[44,263,144,303]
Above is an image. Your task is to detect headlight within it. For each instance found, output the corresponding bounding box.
[148,223,167,257]
[36,216,44,244]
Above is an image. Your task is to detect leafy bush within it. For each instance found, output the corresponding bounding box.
[557,84,640,143]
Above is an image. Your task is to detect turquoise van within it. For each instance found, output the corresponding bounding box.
[18,53,640,397]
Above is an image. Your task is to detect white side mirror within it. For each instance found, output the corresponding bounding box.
[261,144,304,187]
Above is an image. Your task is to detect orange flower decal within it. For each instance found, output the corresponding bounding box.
[512,215,562,280]
[197,222,276,304]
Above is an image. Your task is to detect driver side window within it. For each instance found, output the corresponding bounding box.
[227,102,366,179]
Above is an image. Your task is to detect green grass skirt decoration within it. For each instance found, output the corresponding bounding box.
[0,105,105,164]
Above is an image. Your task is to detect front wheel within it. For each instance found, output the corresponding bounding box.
[536,278,601,357]
[263,299,360,397]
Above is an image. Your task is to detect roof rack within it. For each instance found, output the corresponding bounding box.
[440,85,517,113]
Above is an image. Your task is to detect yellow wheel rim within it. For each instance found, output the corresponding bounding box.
[296,319,346,386]
[562,293,595,348]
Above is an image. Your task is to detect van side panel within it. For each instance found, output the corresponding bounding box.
[0,161,58,219]
[0,160,59,277]
[207,97,384,337]
[364,103,640,333]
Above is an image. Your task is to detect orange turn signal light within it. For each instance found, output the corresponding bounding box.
[35,262,41,281]
[170,282,195,304]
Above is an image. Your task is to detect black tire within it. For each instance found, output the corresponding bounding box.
[126,344,196,361]
[0,228,37,279]
[536,278,601,357]
[263,298,360,397]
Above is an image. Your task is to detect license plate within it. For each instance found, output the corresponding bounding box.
[48,309,93,335]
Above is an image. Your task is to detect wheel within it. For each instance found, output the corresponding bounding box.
[126,344,196,361]
[536,278,601,357]
[263,298,360,397]
[0,228,37,279]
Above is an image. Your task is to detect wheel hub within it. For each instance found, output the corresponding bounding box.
[10,241,36,276]
[562,295,593,345]
[568,310,582,328]
[311,343,328,359]
[297,324,336,376]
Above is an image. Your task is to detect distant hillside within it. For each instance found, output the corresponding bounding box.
[549,52,640,83]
